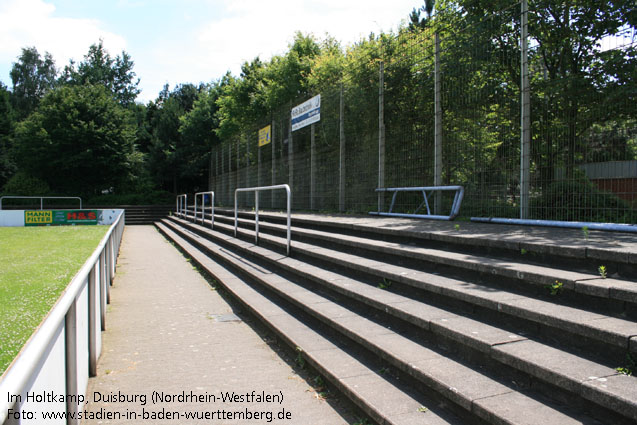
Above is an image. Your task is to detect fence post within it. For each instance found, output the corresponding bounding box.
[272,119,276,208]
[378,61,386,211]
[245,135,250,191]
[520,0,531,219]
[310,123,316,210]
[434,32,443,214]
[288,108,294,200]
[339,83,346,212]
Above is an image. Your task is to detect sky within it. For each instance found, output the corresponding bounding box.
[0,0,422,103]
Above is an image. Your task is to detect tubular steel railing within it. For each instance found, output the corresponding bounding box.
[0,196,82,210]
[176,194,187,218]
[0,210,125,424]
[194,191,215,229]
[235,184,291,256]
[370,186,465,220]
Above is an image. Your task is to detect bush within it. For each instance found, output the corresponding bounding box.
[2,172,50,196]
[533,179,637,223]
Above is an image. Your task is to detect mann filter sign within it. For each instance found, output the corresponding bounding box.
[25,210,99,226]
[291,94,320,131]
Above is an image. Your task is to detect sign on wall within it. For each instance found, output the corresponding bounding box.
[291,94,320,131]
[258,125,271,147]
[25,210,99,226]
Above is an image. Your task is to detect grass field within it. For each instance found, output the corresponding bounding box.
[0,226,108,375]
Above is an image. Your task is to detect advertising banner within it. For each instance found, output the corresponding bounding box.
[291,94,320,131]
[25,210,99,226]
[258,125,272,147]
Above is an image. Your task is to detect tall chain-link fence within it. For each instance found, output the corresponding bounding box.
[210,1,636,223]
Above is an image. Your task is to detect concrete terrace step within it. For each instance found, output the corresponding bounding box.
[214,213,637,307]
[157,220,605,425]
[163,217,637,425]
[207,208,637,268]
[173,216,637,362]
[154,222,461,425]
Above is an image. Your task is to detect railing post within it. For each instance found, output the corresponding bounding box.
[88,264,98,376]
[234,190,238,237]
[211,193,215,229]
[65,299,78,425]
[286,185,291,256]
[100,251,106,330]
[255,190,260,245]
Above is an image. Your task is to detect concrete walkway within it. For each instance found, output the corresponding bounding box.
[82,226,351,425]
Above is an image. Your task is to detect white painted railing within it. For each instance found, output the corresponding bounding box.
[194,191,214,229]
[0,210,125,425]
[235,185,291,256]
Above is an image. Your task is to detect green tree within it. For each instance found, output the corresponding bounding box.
[147,83,201,192]
[179,83,222,190]
[0,82,16,188]
[13,84,136,195]
[10,47,57,118]
[61,40,140,106]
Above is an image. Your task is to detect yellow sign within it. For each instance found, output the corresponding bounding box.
[258,125,271,147]
[25,210,52,225]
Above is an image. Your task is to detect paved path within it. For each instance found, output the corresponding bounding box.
[83,226,351,425]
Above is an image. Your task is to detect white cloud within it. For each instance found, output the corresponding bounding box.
[144,0,413,95]
[0,0,127,72]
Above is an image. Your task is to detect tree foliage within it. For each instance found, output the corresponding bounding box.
[60,40,140,106]
[10,47,57,118]
[13,84,135,195]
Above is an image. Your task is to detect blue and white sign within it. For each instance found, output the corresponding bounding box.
[291,94,320,131]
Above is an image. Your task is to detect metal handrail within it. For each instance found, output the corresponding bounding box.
[176,194,187,218]
[194,191,215,229]
[370,185,464,220]
[0,196,82,210]
[234,184,291,256]
[0,210,125,423]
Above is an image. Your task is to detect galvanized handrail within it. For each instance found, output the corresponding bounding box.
[370,185,464,221]
[0,196,82,210]
[234,184,291,256]
[0,210,125,424]
[194,191,215,229]
[176,194,187,218]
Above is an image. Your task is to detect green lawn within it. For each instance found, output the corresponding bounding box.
[0,226,109,375]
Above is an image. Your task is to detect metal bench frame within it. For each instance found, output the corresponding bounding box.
[370,185,464,221]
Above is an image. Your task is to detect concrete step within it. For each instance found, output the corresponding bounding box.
[164,216,637,425]
[154,221,464,425]
[204,208,637,277]
[157,219,609,425]
[174,216,637,361]
[212,213,637,312]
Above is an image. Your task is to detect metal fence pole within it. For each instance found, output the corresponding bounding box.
[311,123,316,210]
[288,109,294,201]
[272,119,276,208]
[339,84,346,212]
[378,61,386,211]
[434,32,443,215]
[520,0,531,219]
